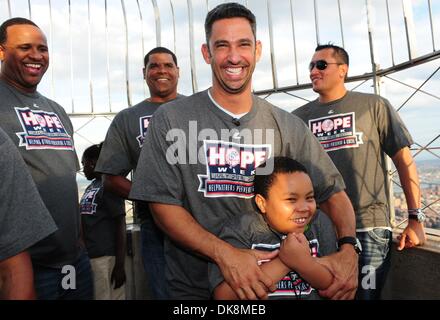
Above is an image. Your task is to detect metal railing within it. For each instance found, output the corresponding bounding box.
[1,0,438,230]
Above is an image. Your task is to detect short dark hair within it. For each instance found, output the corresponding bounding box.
[205,2,256,44]
[83,142,103,161]
[0,17,39,45]
[144,46,178,67]
[254,156,309,198]
[315,44,349,66]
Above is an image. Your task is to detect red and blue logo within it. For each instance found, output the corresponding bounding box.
[198,140,271,198]
[15,107,74,150]
[80,187,100,215]
[308,112,363,151]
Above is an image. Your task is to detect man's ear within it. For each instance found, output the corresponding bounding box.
[201,43,211,64]
[0,45,5,62]
[254,194,266,214]
[340,64,348,79]
[142,67,146,80]
[255,40,262,63]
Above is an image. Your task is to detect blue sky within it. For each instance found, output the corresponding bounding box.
[0,0,439,162]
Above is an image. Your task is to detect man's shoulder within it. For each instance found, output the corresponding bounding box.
[114,93,191,121]
[347,91,384,103]
[291,98,321,118]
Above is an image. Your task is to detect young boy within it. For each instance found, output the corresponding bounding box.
[80,144,126,300]
[208,156,337,299]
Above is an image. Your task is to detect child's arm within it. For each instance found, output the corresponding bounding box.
[213,254,291,300]
[279,233,333,290]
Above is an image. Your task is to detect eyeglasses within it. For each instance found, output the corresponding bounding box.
[309,60,343,72]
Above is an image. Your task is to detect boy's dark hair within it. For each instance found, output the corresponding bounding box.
[83,142,103,161]
[144,46,178,67]
[315,43,349,66]
[204,2,256,45]
[254,156,309,198]
[0,17,39,45]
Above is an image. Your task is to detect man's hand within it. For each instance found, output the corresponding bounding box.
[111,263,126,289]
[217,245,278,300]
[397,220,426,251]
[317,246,358,300]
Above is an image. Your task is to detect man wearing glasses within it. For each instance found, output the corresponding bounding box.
[293,44,426,300]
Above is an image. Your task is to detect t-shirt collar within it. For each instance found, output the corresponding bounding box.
[204,88,259,126]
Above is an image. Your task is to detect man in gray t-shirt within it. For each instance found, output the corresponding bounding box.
[0,127,57,299]
[293,44,425,299]
[130,3,358,300]
[0,18,92,299]
[95,46,183,299]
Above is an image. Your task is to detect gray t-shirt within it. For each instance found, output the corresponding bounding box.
[0,126,57,261]
[129,90,345,299]
[95,96,184,220]
[80,178,125,258]
[208,210,337,300]
[293,91,413,229]
[0,79,81,267]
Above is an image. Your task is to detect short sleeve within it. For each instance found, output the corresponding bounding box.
[96,113,134,177]
[376,97,413,157]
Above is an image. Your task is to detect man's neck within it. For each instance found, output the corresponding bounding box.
[209,87,253,115]
[318,87,347,104]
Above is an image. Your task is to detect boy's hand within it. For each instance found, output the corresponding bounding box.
[279,233,311,269]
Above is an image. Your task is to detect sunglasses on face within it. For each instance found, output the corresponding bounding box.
[309,60,344,72]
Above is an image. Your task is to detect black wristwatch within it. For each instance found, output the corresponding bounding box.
[338,236,362,255]
[408,208,426,223]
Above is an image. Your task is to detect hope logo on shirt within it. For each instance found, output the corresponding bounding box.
[198,140,271,198]
[308,112,363,151]
[80,187,100,215]
[15,107,74,151]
